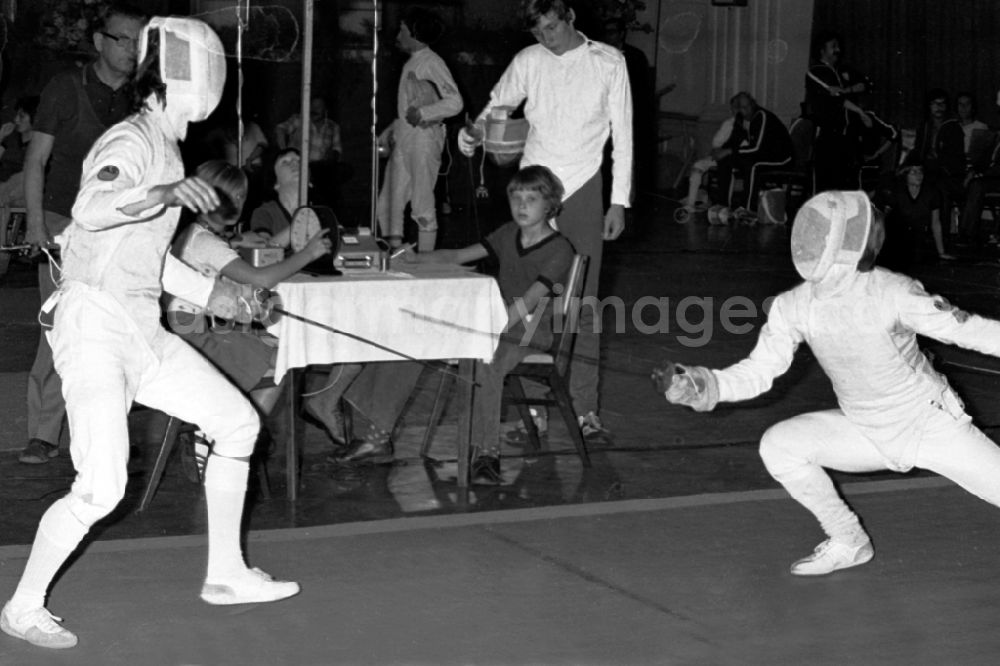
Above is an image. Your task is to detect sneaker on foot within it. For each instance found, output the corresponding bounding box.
[790,538,874,576]
[201,567,300,605]
[578,411,612,442]
[1,602,78,649]
[471,454,503,485]
[18,439,59,465]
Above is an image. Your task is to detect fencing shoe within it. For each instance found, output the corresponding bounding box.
[1,602,78,649]
[201,567,300,605]
[790,538,874,576]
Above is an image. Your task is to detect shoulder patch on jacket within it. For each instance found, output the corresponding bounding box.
[98,165,120,181]
[934,297,970,323]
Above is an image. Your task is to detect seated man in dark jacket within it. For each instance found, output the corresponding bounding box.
[715,92,793,214]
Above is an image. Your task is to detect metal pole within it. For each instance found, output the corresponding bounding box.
[299,0,314,207]
[370,0,380,233]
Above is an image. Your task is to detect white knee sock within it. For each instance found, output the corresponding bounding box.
[203,455,250,580]
[417,229,437,253]
[9,498,89,611]
[773,466,867,544]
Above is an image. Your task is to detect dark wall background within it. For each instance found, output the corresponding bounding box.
[812,0,1000,129]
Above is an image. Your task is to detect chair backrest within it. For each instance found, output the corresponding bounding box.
[551,254,588,373]
[788,117,815,168]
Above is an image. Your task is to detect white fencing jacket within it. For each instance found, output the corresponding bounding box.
[713,268,1000,471]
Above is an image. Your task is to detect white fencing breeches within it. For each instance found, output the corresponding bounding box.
[759,408,1000,541]
[377,124,445,238]
[51,284,259,528]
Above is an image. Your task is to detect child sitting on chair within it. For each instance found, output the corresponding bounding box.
[401,165,574,484]
[167,160,337,450]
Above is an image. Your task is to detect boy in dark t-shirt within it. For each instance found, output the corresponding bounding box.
[401,165,574,483]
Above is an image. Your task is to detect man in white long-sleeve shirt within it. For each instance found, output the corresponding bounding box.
[459,0,633,440]
[377,8,462,252]
[655,190,1000,577]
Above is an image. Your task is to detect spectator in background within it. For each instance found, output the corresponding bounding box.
[806,31,871,191]
[716,92,792,214]
[376,7,462,252]
[959,88,1000,248]
[19,2,146,465]
[0,95,39,206]
[680,94,742,215]
[956,92,988,162]
[276,96,344,210]
[910,89,965,228]
[882,163,954,270]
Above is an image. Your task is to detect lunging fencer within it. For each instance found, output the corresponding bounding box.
[1,18,298,650]
[654,190,1000,576]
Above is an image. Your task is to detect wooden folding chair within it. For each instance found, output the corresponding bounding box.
[419,254,592,468]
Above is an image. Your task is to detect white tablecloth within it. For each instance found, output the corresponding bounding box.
[270,265,507,383]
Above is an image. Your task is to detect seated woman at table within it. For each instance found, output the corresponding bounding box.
[167,160,340,463]
[400,165,574,484]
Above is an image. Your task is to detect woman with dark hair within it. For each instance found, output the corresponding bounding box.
[0,95,40,205]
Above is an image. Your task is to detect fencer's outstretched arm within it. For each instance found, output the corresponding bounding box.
[712,293,803,403]
[896,279,1000,356]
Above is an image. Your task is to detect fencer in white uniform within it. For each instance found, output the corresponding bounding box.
[0,18,298,651]
[376,9,462,252]
[655,190,1000,576]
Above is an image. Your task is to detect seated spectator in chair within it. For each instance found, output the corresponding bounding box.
[0,95,39,206]
[959,89,1000,247]
[882,163,954,271]
[167,160,341,458]
[716,92,792,215]
[400,165,574,484]
[681,94,742,214]
[956,92,988,166]
[911,89,966,226]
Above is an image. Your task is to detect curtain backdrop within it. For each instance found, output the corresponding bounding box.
[812,0,1000,130]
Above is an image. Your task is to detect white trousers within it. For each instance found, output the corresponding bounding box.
[377,123,445,237]
[51,284,259,527]
[685,156,716,209]
[759,408,1000,541]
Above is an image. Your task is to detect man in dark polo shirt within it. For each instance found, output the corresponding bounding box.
[19,2,146,464]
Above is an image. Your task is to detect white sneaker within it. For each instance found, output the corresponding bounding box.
[201,567,300,605]
[0,601,78,649]
[790,538,874,576]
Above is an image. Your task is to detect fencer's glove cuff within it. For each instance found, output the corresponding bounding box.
[657,363,720,412]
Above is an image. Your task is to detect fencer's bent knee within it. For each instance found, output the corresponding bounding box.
[758,420,801,477]
[66,486,125,528]
[207,406,260,458]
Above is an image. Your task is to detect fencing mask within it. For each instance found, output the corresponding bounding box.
[790,191,874,282]
[137,17,226,140]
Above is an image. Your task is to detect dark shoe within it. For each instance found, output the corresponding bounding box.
[18,439,59,465]
[303,400,349,447]
[329,428,393,466]
[471,455,502,485]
